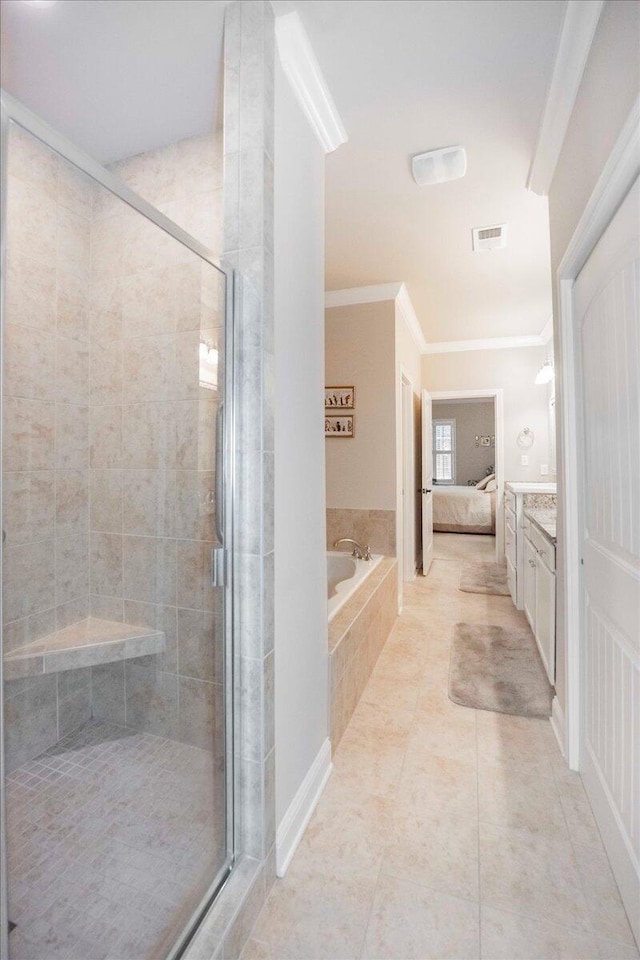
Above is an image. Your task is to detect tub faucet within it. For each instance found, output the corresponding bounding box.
[334,538,372,561]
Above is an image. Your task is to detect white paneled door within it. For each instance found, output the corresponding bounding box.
[421,389,434,575]
[573,176,640,936]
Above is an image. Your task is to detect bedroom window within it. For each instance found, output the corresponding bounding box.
[433,419,456,484]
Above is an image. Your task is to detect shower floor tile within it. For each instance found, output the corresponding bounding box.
[6,719,226,960]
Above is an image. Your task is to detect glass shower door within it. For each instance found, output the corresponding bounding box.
[1,109,233,960]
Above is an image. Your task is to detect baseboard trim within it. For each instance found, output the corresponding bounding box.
[275,738,332,878]
[550,695,566,757]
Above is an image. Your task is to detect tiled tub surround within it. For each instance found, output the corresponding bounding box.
[326,508,396,556]
[3,124,227,773]
[329,557,398,750]
[6,720,225,960]
[327,551,383,621]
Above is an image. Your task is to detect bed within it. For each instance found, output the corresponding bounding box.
[432,485,496,534]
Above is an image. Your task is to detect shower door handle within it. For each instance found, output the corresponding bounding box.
[211,402,226,587]
[215,401,224,545]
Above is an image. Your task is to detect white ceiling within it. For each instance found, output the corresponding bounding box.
[0,0,228,162]
[1,0,564,344]
[294,0,565,343]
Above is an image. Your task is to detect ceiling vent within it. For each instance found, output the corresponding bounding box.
[472,223,508,252]
[412,145,467,186]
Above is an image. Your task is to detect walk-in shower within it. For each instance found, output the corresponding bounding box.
[0,92,235,960]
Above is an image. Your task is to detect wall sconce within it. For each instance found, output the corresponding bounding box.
[199,339,219,391]
[535,358,554,384]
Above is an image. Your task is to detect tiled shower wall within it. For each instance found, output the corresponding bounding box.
[3,126,226,769]
[86,136,225,751]
[3,129,95,770]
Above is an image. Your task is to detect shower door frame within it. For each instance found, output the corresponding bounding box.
[0,90,237,960]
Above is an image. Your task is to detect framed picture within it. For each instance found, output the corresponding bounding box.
[325,415,354,438]
[325,386,355,410]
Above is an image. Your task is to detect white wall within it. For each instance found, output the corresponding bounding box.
[325,301,396,510]
[422,346,552,481]
[274,58,328,827]
[431,400,495,485]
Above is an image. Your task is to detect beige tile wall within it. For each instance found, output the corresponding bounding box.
[3,127,95,769]
[86,132,226,752]
[329,558,398,750]
[2,125,226,768]
[326,507,396,556]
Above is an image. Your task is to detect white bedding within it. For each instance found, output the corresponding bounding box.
[432,485,495,533]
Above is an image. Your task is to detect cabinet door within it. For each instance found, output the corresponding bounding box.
[535,556,556,684]
[523,536,537,633]
[506,556,517,605]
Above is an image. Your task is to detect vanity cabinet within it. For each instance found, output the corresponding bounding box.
[523,522,556,685]
[503,482,556,609]
[523,534,537,632]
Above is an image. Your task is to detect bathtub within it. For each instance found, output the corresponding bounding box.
[327,550,383,621]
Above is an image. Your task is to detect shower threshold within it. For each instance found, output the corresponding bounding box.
[6,719,225,960]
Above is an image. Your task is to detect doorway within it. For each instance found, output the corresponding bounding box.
[400,372,418,582]
[427,390,504,565]
[559,169,640,941]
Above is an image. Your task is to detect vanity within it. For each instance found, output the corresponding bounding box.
[504,482,557,684]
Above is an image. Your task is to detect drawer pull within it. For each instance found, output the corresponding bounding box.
[529,559,535,567]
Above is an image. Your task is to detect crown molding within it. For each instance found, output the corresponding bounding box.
[325,282,403,309]
[275,11,347,154]
[424,335,546,355]
[395,283,429,354]
[540,316,554,344]
[325,285,552,355]
[325,282,427,354]
[527,0,604,196]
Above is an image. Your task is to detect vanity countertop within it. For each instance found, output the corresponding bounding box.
[505,481,557,494]
[525,507,557,544]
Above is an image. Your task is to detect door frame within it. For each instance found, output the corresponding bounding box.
[556,94,640,773]
[400,370,417,583]
[429,389,504,562]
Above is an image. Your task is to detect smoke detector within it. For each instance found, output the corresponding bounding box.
[411,145,467,186]
[472,223,508,252]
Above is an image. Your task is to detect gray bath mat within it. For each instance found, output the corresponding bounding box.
[459,561,509,596]
[449,622,553,718]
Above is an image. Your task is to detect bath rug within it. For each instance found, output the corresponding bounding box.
[449,622,553,718]
[459,561,509,596]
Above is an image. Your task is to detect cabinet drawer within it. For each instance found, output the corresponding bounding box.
[532,527,555,571]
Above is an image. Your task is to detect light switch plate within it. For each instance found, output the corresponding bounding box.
[520,454,529,466]
[540,464,549,475]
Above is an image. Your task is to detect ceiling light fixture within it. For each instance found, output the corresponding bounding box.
[535,358,554,385]
[411,145,467,186]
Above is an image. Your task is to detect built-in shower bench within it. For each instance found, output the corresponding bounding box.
[3,617,165,681]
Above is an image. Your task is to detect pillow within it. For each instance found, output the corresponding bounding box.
[484,479,497,493]
[475,473,495,491]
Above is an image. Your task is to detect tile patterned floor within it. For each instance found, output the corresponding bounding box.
[243,543,639,960]
[433,532,496,562]
[7,720,226,960]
